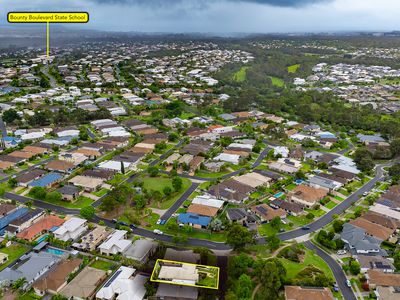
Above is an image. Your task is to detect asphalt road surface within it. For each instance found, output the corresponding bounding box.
[277,164,387,241]
[305,241,356,300]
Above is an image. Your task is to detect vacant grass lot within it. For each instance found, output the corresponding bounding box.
[0,244,30,270]
[233,66,249,82]
[140,176,192,209]
[269,76,285,87]
[287,64,301,73]
[279,249,334,280]
[91,259,117,271]
[41,195,93,209]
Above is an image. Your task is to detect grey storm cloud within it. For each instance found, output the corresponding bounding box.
[90,0,330,7]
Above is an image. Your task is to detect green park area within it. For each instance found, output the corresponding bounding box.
[287,64,300,73]
[233,66,249,82]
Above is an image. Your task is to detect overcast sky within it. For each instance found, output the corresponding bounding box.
[1,0,399,33]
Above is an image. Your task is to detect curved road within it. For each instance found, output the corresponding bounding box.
[305,241,356,300]
[276,163,387,241]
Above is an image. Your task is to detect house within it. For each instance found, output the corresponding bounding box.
[17,215,65,241]
[214,153,241,165]
[270,199,304,217]
[370,204,400,222]
[0,251,61,289]
[60,266,107,299]
[234,172,272,188]
[14,169,46,187]
[357,256,395,274]
[251,204,286,223]
[307,175,342,191]
[287,185,328,209]
[98,230,131,256]
[367,269,400,289]
[341,223,387,256]
[96,266,147,300]
[0,207,29,233]
[284,286,334,300]
[189,156,204,173]
[72,225,110,252]
[156,284,198,300]
[69,175,104,192]
[5,208,45,236]
[28,172,63,188]
[123,239,157,263]
[0,203,17,217]
[81,168,115,181]
[33,258,82,296]
[268,161,299,174]
[53,217,87,241]
[191,195,224,209]
[187,204,219,217]
[45,160,75,173]
[57,185,81,201]
[178,213,211,229]
[350,218,395,242]
[226,208,257,225]
[362,212,400,231]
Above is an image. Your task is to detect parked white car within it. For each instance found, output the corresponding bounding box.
[153,229,163,235]
[337,250,346,255]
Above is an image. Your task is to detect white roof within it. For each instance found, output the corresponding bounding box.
[228,143,253,150]
[99,230,131,252]
[96,266,146,300]
[214,153,240,164]
[370,204,400,221]
[99,160,132,171]
[57,130,80,137]
[192,195,224,209]
[53,217,86,236]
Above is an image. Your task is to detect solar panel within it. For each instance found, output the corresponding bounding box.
[104,269,122,288]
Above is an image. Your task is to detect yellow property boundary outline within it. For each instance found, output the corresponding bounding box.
[150,259,220,290]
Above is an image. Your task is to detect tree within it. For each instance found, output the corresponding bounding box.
[332,219,344,233]
[80,206,95,220]
[8,178,17,188]
[45,191,62,203]
[51,295,68,300]
[228,253,253,279]
[353,148,375,172]
[236,274,253,300]
[270,217,282,229]
[226,224,254,249]
[266,234,281,251]
[350,260,361,275]
[390,139,400,157]
[393,250,400,271]
[254,259,286,300]
[172,176,183,191]
[163,186,172,197]
[148,166,159,177]
[121,161,125,174]
[11,277,27,291]
[2,109,20,124]
[29,186,47,199]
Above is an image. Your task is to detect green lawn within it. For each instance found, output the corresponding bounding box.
[0,244,30,270]
[140,176,192,210]
[287,64,301,73]
[92,188,109,197]
[195,170,230,179]
[258,223,291,237]
[325,201,337,210]
[279,248,334,280]
[41,195,93,209]
[16,290,42,300]
[334,195,345,202]
[269,76,285,87]
[90,259,117,271]
[233,66,249,82]
[285,183,297,191]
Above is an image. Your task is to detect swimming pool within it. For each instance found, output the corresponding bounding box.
[274,192,284,198]
[46,248,66,256]
[36,234,49,244]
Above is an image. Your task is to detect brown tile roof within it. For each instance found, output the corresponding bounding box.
[74,148,102,157]
[251,204,286,221]
[367,270,400,287]
[33,258,82,292]
[187,204,219,217]
[23,146,48,155]
[0,161,15,170]
[362,212,400,230]
[8,151,34,159]
[223,150,251,157]
[45,160,75,172]
[285,286,334,300]
[17,215,65,240]
[288,185,328,203]
[350,218,394,241]
[0,204,16,216]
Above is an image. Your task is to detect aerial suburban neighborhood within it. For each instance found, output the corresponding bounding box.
[0,2,400,300]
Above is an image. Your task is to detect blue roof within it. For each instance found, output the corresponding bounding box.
[0,207,29,234]
[178,213,211,227]
[28,172,63,187]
